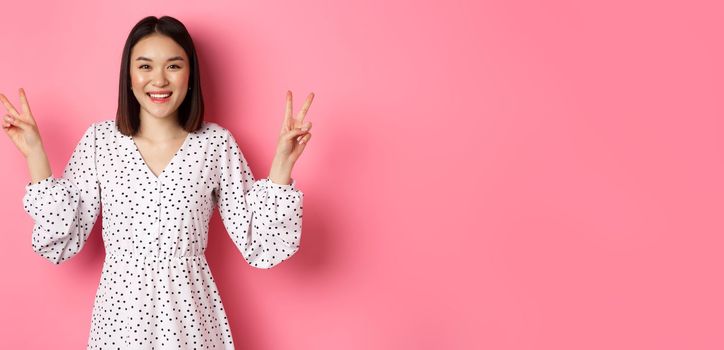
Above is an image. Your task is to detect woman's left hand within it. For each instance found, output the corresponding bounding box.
[271,90,313,171]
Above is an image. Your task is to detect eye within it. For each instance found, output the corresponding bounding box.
[138,64,150,69]
[168,64,182,69]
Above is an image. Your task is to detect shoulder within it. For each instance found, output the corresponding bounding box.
[76,120,106,140]
[199,121,227,135]
[200,122,243,164]
[94,119,115,128]
[200,121,236,144]
[82,120,116,144]
[92,119,115,134]
[202,121,229,135]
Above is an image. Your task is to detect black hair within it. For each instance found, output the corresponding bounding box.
[116,15,204,135]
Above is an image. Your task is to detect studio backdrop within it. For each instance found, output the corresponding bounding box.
[1,0,723,349]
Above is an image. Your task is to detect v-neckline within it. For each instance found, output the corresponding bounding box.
[129,131,193,180]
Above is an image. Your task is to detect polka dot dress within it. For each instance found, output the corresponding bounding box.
[22,120,304,349]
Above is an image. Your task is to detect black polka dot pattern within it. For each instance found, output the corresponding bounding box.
[22,120,304,349]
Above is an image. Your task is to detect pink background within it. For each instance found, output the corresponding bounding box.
[1,0,723,349]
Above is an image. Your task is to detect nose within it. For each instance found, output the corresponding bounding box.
[151,69,169,87]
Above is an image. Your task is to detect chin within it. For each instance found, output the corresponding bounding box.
[141,106,181,119]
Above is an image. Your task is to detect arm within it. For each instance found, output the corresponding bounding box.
[26,148,52,185]
[215,129,304,269]
[22,123,102,265]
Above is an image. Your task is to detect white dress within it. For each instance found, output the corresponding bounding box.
[22,120,303,349]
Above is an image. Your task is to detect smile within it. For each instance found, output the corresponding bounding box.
[147,92,172,103]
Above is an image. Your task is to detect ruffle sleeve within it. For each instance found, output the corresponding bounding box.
[214,129,303,269]
[22,123,101,265]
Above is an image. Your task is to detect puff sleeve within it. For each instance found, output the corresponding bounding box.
[215,129,303,269]
[22,122,101,265]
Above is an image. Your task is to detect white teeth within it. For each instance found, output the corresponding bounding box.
[149,93,171,99]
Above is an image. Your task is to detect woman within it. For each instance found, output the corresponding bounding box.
[1,15,313,349]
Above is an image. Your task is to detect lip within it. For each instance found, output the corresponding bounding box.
[147,91,173,103]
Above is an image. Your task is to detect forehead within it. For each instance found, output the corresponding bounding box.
[131,34,187,60]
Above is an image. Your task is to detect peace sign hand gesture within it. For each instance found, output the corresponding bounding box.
[273,90,314,165]
[1,88,45,158]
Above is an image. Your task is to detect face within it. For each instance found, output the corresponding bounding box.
[129,33,190,121]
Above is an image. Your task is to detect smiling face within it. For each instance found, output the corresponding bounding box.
[129,33,190,122]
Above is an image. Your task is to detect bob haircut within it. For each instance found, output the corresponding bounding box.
[116,16,204,136]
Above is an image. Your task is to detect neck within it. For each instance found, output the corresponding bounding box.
[136,111,187,141]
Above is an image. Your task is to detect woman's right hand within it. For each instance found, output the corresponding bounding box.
[1,88,45,158]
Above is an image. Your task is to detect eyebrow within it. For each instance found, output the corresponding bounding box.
[135,56,185,62]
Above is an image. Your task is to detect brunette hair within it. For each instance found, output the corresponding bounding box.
[116,16,204,135]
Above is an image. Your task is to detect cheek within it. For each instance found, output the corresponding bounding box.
[131,73,148,86]
[171,71,190,85]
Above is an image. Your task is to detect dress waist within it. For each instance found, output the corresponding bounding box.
[105,252,206,263]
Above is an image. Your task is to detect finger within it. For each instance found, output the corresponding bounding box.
[4,113,26,130]
[10,114,26,128]
[296,132,311,144]
[299,133,311,145]
[285,119,312,137]
[3,117,15,130]
[285,128,309,141]
[293,122,311,134]
[19,88,33,119]
[285,90,293,131]
[295,92,314,124]
[2,114,11,129]
[0,94,20,118]
[295,122,312,141]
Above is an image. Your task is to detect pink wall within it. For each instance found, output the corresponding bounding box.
[1,0,723,349]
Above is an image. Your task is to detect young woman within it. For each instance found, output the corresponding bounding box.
[1,15,313,349]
